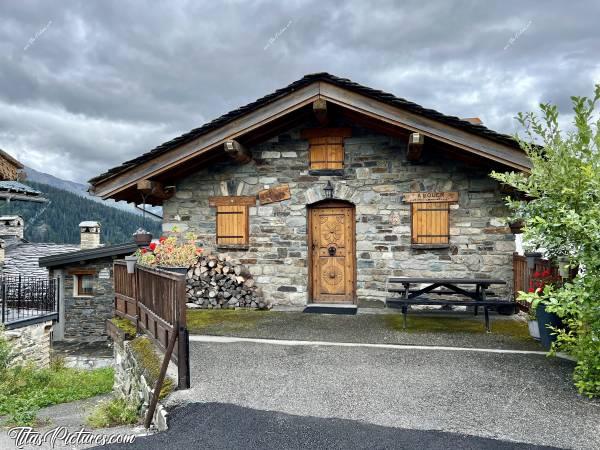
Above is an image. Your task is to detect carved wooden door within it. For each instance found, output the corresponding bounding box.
[310,203,355,303]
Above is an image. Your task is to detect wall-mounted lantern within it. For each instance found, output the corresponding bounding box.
[324,181,334,199]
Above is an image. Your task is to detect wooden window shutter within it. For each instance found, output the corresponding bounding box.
[411,202,450,244]
[301,128,351,170]
[216,205,248,245]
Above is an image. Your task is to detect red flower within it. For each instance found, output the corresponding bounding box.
[528,288,535,293]
[141,248,147,254]
[542,269,551,277]
[159,236,167,244]
[533,271,541,278]
[149,242,157,251]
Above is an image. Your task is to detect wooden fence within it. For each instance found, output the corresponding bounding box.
[512,253,559,312]
[113,260,190,389]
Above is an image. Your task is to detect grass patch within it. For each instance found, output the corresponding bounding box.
[110,317,137,338]
[187,309,266,334]
[86,396,140,429]
[0,365,114,426]
[384,314,531,338]
[129,336,174,399]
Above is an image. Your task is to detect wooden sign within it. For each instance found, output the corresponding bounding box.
[403,192,459,203]
[259,184,291,205]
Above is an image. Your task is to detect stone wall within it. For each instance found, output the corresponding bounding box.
[5,320,53,368]
[162,122,515,306]
[113,338,172,431]
[52,259,115,341]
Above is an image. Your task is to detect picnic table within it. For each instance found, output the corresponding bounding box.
[385,277,514,332]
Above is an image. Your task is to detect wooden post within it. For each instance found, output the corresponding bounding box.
[176,275,190,389]
[144,323,179,429]
[224,140,252,164]
[407,133,424,161]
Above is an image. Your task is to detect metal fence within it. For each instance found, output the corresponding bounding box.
[1,275,59,327]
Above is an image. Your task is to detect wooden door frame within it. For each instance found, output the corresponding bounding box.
[307,200,357,304]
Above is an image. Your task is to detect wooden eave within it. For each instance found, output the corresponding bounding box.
[90,81,530,204]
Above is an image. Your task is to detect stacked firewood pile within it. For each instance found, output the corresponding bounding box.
[186,254,269,309]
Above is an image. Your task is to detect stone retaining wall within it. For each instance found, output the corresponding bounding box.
[5,320,53,368]
[112,338,174,431]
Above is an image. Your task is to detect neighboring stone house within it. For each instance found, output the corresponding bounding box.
[89,73,531,308]
[0,215,78,278]
[39,222,137,342]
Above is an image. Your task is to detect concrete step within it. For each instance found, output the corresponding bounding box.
[303,304,358,315]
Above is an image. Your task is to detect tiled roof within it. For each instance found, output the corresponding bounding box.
[2,240,80,278]
[89,72,522,186]
[0,181,42,195]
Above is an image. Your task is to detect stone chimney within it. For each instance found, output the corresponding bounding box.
[0,215,24,239]
[79,221,101,250]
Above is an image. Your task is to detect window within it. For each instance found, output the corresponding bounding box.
[411,202,450,245]
[301,128,351,170]
[209,196,255,247]
[75,274,94,296]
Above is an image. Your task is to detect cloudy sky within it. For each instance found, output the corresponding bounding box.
[0,0,598,184]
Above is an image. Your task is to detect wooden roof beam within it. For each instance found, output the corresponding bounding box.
[407,133,424,162]
[224,140,252,164]
[313,99,329,125]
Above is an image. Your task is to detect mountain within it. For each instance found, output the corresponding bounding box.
[0,181,162,245]
[24,167,162,218]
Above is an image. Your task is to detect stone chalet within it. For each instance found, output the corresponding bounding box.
[88,73,531,308]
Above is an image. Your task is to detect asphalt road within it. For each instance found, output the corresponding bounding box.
[104,339,599,449]
[97,402,559,450]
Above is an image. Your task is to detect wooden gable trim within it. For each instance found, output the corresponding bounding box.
[92,83,321,200]
[92,81,530,201]
[208,196,256,207]
[318,82,531,172]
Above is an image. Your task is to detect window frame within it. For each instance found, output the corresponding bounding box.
[209,196,256,249]
[73,273,95,297]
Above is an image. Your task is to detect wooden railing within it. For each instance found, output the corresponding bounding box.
[113,260,190,389]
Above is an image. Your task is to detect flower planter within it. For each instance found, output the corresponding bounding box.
[160,266,189,275]
[528,320,541,340]
[125,255,137,274]
[536,303,563,350]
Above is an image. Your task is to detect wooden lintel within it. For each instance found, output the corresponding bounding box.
[300,128,352,139]
[407,132,424,162]
[224,140,252,164]
[313,98,329,125]
[208,196,256,207]
[136,180,175,201]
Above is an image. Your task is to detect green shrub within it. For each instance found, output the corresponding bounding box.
[110,317,137,339]
[0,325,14,372]
[492,84,600,397]
[86,396,140,428]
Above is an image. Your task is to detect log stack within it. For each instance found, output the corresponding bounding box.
[186,254,269,309]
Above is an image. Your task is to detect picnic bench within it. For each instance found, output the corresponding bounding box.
[385,277,516,332]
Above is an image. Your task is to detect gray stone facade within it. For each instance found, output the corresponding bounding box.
[50,259,114,341]
[4,320,53,368]
[162,123,515,306]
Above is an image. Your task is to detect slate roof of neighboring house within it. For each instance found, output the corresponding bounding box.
[1,237,79,278]
[0,181,42,195]
[39,242,138,268]
[89,72,522,185]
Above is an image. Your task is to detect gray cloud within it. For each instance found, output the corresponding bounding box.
[0,0,598,183]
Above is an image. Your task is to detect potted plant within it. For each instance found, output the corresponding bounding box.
[135,230,203,274]
[509,219,524,234]
[518,269,563,347]
[124,255,137,274]
[133,228,153,247]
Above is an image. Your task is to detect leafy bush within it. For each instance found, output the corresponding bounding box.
[86,396,140,428]
[0,325,14,372]
[136,228,203,268]
[492,85,600,397]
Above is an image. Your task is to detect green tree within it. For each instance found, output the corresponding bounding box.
[491,85,600,397]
